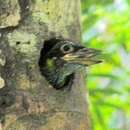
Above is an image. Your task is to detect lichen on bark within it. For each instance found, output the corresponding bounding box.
[0,0,20,28]
[7,31,38,59]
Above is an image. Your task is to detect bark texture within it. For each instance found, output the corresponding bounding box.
[0,0,89,130]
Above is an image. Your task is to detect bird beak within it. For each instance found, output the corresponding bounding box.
[62,48,103,66]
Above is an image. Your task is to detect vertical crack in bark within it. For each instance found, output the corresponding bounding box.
[18,0,30,20]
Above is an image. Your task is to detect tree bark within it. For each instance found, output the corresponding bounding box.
[0,0,89,130]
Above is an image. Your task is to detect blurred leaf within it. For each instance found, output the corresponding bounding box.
[93,105,107,130]
[88,73,120,80]
[95,100,122,109]
[89,88,122,96]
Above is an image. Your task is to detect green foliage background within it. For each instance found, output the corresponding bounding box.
[81,0,130,130]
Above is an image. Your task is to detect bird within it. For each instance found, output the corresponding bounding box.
[39,38,102,90]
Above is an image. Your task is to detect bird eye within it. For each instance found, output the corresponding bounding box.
[60,44,74,53]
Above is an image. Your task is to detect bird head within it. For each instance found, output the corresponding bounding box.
[39,38,103,90]
[44,39,102,67]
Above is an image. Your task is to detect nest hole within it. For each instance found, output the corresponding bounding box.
[38,38,74,90]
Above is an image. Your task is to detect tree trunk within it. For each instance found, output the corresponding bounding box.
[0,0,89,130]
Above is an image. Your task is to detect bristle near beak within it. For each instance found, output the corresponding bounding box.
[62,48,103,66]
